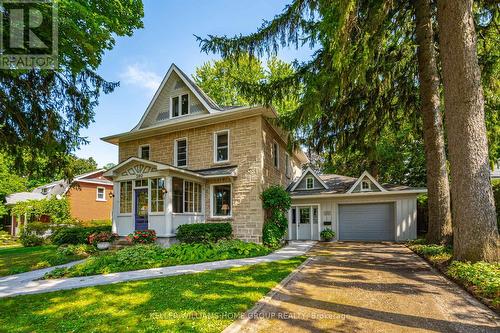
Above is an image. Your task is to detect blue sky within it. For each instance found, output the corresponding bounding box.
[76,0,314,167]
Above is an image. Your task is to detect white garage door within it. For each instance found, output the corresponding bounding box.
[339,203,394,241]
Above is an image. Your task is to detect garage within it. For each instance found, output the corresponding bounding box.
[338,203,394,241]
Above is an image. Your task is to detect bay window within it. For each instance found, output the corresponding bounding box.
[172,177,202,213]
[150,178,165,213]
[119,181,132,214]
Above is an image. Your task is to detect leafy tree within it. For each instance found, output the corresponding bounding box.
[193,55,299,115]
[103,163,116,170]
[0,0,144,179]
[0,154,27,217]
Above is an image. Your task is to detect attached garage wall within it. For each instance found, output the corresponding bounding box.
[290,194,417,241]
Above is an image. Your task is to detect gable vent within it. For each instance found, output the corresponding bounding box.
[156,112,170,121]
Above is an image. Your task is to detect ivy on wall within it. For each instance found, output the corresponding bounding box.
[261,185,291,247]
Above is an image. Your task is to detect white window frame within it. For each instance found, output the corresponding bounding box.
[213,130,230,163]
[182,180,202,214]
[306,177,314,189]
[119,181,133,216]
[272,140,279,169]
[170,93,190,118]
[210,183,232,218]
[361,180,371,191]
[96,186,106,201]
[174,137,188,167]
[149,178,165,215]
[138,144,150,160]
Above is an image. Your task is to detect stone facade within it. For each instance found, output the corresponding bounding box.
[116,114,301,242]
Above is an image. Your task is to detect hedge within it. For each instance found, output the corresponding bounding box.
[176,223,232,243]
[51,226,112,245]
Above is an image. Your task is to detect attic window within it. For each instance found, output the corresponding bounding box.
[171,94,189,118]
[306,177,314,189]
[361,180,371,191]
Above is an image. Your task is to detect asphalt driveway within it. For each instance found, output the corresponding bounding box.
[233,242,499,333]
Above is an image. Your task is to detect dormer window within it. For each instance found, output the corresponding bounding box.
[139,145,150,160]
[361,180,371,191]
[306,177,314,189]
[171,94,189,118]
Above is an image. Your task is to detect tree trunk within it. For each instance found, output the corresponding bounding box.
[414,0,452,245]
[436,0,499,262]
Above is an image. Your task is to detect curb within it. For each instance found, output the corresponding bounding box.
[222,256,314,333]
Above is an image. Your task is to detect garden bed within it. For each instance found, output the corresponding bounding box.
[407,240,499,313]
[45,240,272,279]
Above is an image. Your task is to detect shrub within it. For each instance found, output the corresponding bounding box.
[127,230,157,244]
[45,240,272,278]
[176,223,232,243]
[88,232,119,245]
[261,185,291,247]
[57,244,97,256]
[447,261,500,305]
[320,228,335,241]
[19,233,44,247]
[51,225,111,245]
[19,222,51,247]
[408,243,453,264]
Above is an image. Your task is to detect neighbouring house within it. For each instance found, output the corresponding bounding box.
[491,159,500,179]
[5,170,113,236]
[101,63,426,243]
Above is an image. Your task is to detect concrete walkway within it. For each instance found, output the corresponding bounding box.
[232,242,500,333]
[0,241,315,298]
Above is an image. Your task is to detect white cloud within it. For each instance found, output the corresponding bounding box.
[120,64,161,92]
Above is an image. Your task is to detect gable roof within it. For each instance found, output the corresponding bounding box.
[346,170,386,193]
[133,64,226,131]
[288,170,426,197]
[289,167,328,191]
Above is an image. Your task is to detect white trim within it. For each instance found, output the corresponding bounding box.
[132,64,219,130]
[170,93,190,119]
[174,137,188,167]
[290,204,321,240]
[272,140,279,169]
[290,167,328,191]
[213,129,230,164]
[76,179,113,186]
[210,183,232,218]
[347,170,386,193]
[291,189,427,199]
[360,180,371,192]
[96,186,106,201]
[306,176,314,190]
[138,144,150,160]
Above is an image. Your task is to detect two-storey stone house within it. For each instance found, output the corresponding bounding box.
[103,64,425,243]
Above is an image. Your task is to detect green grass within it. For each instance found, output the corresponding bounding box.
[0,257,305,333]
[0,245,84,276]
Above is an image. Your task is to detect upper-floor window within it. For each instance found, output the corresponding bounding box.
[214,130,229,163]
[175,138,187,167]
[306,177,314,189]
[272,141,279,168]
[171,94,189,118]
[139,145,150,160]
[361,180,371,191]
[96,187,106,201]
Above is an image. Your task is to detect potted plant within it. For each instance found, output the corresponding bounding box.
[320,228,335,242]
[88,231,119,250]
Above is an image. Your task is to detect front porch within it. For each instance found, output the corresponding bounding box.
[103,157,237,238]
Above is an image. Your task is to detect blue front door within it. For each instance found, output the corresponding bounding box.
[135,189,148,231]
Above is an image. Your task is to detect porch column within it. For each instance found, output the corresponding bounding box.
[287,208,292,241]
[10,215,14,236]
[165,176,173,235]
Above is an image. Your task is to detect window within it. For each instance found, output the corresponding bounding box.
[306,177,314,189]
[175,138,187,167]
[119,181,132,214]
[361,180,371,191]
[139,145,150,160]
[299,207,310,224]
[272,141,279,168]
[214,130,229,163]
[172,96,179,117]
[150,178,165,213]
[212,184,231,217]
[172,177,202,213]
[171,94,189,118]
[135,179,148,187]
[96,187,106,201]
[285,153,290,178]
[184,181,202,213]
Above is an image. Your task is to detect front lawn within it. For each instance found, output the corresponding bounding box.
[46,240,272,279]
[408,240,499,310]
[0,245,86,276]
[0,257,305,333]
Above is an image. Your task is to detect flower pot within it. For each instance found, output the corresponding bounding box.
[97,241,111,250]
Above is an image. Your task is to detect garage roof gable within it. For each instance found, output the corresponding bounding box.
[347,170,387,193]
